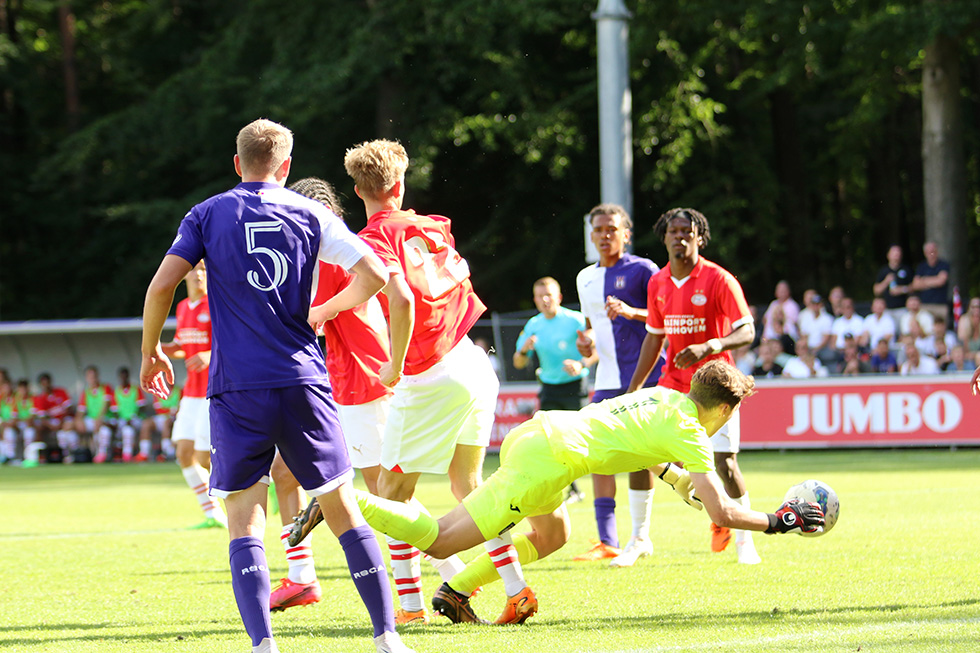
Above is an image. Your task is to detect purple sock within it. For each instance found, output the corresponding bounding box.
[229,536,273,647]
[594,497,619,548]
[340,524,394,637]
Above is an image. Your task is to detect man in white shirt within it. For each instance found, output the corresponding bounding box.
[860,297,896,349]
[797,292,835,366]
[900,338,940,375]
[831,297,865,351]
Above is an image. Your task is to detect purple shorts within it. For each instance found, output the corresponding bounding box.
[208,384,352,498]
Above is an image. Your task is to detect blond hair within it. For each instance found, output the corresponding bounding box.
[344,139,409,199]
[688,360,755,410]
[236,119,293,177]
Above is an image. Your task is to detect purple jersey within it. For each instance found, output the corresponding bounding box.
[576,253,661,393]
[167,181,372,397]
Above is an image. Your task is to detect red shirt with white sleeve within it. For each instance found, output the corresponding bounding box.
[358,209,486,375]
[312,262,393,406]
[174,296,211,398]
[645,258,753,393]
[33,387,71,419]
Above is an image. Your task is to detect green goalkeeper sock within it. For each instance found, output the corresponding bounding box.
[449,533,539,595]
[354,489,440,551]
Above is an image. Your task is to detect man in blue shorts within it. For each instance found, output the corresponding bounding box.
[140,119,414,653]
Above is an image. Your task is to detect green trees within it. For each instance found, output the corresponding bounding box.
[2,1,979,319]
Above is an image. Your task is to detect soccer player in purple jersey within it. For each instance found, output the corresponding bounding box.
[140,119,415,653]
[573,204,667,567]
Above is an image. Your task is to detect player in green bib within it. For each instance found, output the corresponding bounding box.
[111,368,146,462]
[355,360,825,625]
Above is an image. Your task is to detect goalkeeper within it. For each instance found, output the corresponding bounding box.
[355,360,824,626]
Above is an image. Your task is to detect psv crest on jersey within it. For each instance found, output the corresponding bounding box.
[614,275,626,289]
[691,292,708,306]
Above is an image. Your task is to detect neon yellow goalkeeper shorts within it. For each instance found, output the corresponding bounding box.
[461,419,573,541]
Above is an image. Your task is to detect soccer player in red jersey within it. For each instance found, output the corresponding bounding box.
[627,208,761,564]
[162,261,227,529]
[34,373,72,456]
[273,177,471,621]
[344,140,520,624]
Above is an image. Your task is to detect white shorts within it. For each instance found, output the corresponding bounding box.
[171,396,211,452]
[710,408,740,454]
[338,395,390,469]
[382,336,499,474]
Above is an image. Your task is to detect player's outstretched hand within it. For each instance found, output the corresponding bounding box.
[765,498,824,534]
[140,349,175,399]
[657,462,703,510]
[971,366,980,396]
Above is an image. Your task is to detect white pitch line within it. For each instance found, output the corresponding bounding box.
[587,616,980,652]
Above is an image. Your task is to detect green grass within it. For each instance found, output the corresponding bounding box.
[1,449,978,652]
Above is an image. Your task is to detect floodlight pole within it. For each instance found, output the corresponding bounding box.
[593,0,633,217]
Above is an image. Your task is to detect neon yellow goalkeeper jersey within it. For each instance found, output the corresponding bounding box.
[536,386,715,478]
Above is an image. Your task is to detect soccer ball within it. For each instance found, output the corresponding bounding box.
[783,479,839,537]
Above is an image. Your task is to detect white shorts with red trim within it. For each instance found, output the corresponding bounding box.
[381,337,499,474]
[710,407,740,454]
[338,395,389,469]
[171,396,211,452]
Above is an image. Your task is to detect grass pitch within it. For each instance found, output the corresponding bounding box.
[1,449,978,652]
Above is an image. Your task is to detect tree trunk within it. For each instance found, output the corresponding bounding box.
[57,1,80,133]
[922,31,967,299]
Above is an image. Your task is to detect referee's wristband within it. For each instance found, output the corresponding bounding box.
[706,338,723,354]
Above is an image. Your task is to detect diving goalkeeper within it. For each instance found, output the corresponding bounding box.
[355,360,824,626]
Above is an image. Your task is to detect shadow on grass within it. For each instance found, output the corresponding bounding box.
[0,620,378,647]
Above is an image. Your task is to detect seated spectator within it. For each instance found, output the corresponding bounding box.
[916,317,958,359]
[911,241,950,322]
[768,337,793,367]
[831,297,864,351]
[869,338,898,374]
[751,339,785,379]
[900,337,940,375]
[828,285,846,318]
[798,291,836,366]
[766,310,796,358]
[860,297,897,350]
[899,295,934,338]
[733,343,756,376]
[783,340,829,379]
[944,344,973,373]
[833,336,871,376]
[956,297,980,354]
[762,280,800,340]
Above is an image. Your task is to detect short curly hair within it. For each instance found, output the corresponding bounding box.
[653,208,711,249]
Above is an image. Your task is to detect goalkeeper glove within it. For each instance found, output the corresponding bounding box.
[657,462,703,511]
[765,498,824,534]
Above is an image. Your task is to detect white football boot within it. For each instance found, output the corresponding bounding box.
[609,536,654,568]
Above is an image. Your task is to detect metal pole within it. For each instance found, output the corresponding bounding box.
[593,0,633,217]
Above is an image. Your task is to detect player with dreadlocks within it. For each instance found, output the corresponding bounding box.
[626,207,762,565]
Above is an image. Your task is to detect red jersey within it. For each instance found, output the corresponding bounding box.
[174,296,212,398]
[312,263,393,406]
[645,258,752,392]
[34,387,72,419]
[358,209,486,375]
